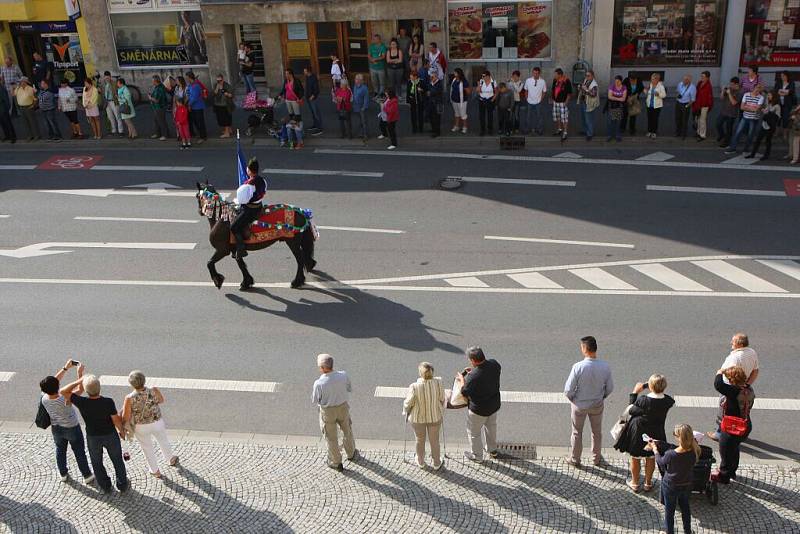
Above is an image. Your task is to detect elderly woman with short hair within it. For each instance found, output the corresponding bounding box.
[403,362,446,470]
[120,371,177,478]
[711,365,754,483]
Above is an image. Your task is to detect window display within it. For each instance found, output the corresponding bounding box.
[742,0,800,67]
[611,0,727,66]
[447,0,552,61]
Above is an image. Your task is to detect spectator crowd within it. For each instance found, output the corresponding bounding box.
[38,332,758,534]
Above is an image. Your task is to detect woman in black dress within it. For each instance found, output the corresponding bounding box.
[711,365,754,483]
[614,374,675,492]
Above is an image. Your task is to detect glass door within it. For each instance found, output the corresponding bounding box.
[343,21,369,81]
[314,22,341,85]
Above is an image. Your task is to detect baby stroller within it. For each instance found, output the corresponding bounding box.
[692,445,719,505]
[242,92,278,137]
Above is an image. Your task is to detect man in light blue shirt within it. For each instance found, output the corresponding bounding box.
[675,75,696,139]
[564,336,613,466]
[312,353,358,471]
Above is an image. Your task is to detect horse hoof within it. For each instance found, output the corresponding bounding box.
[240,281,254,291]
[291,279,304,289]
[213,275,225,289]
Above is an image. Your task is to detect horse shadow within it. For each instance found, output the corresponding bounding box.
[225,271,462,354]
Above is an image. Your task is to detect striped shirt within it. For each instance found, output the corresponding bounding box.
[58,87,78,112]
[741,92,764,120]
[403,378,445,424]
[41,394,80,427]
[1,64,23,92]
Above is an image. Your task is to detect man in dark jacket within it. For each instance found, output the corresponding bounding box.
[303,66,322,134]
[457,346,501,462]
[0,80,16,143]
[426,69,443,138]
[406,69,426,133]
[149,75,170,140]
[622,74,644,135]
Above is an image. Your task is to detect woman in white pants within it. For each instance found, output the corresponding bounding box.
[121,371,178,478]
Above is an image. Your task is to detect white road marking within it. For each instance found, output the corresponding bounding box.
[721,154,757,165]
[647,185,786,197]
[569,268,637,290]
[553,152,583,159]
[41,189,204,198]
[373,387,800,410]
[485,235,635,249]
[100,375,281,393]
[262,168,383,178]
[630,263,712,292]
[74,216,198,224]
[316,148,800,173]
[91,165,203,172]
[0,242,197,259]
[0,372,15,382]
[0,165,36,170]
[757,259,800,282]
[0,215,9,218]
[636,151,675,162]
[692,260,787,293]
[508,272,563,289]
[316,225,404,234]
[453,176,576,187]
[125,182,181,194]
[444,276,490,288]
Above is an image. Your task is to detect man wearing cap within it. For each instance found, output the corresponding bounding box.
[231,157,267,259]
[14,77,40,140]
[312,353,359,471]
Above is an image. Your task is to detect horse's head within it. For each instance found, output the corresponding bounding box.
[195,181,218,217]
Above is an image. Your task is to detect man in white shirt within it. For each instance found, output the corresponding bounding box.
[312,353,359,471]
[722,333,759,386]
[523,66,547,135]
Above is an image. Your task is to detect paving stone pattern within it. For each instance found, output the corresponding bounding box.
[0,432,798,533]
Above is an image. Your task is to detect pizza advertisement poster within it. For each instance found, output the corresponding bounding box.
[448,3,483,59]
[517,2,552,58]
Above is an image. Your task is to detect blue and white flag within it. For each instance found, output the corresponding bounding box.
[236,131,248,186]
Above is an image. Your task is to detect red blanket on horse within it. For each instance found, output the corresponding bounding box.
[229,205,300,245]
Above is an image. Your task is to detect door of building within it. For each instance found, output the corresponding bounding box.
[238,24,265,81]
[343,21,369,82]
[12,32,44,79]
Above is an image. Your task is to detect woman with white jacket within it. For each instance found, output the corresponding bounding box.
[403,362,446,470]
[645,73,667,139]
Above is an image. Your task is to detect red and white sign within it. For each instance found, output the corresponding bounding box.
[784,179,800,197]
[38,155,103,170]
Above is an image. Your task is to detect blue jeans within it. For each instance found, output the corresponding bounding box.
[87,432,128,491]
[52,424,92,478]
[307,97,322,129]
[606,114,622,140]
[243,73,256,93]
[42,108,61,139]
[525,102,543,134]
[728,118,758,152]
[661,483,691,534]
[580,103,595,138]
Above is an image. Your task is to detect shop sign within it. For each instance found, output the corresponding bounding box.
[286,41,311,57]
[43,32,86,88]
[741,0,800,67]
[65,0,81,21]
[117,44,190,66]
[10,22,78,33]
[287,23,308,40]
[612,0,727,67]
[447,0,552,61]
[156,0,199,6]
[108,0,153,10]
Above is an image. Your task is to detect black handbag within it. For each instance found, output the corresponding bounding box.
[35,399,51,429]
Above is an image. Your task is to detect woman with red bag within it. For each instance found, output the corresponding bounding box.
[378,88,399,150]
[711,366,754,483]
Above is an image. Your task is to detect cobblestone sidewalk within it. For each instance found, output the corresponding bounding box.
[1,432,798,533]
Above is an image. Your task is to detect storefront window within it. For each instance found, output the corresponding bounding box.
[109,0,206,68]
[742,0,800,67]
[447,0,553,61]
[611,0,727,67]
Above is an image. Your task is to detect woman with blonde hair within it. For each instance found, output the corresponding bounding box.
[614,373,675,492]
[120,371,177,478]
[654,424,700,534]
[711,365,754,483]
[403,362,446,470]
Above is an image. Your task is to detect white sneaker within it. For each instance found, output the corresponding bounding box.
[451,126,459,132]
[84,474,95,485]
[377,135,385,140]
[461,127,468,134]
[159,136,166,141]
[387,145,396,150]
[60,474,69,482]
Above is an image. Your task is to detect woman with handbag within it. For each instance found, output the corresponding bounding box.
[645,73,667,139]
[403,362,446,470]
[116,78,137,139]
[605,75,627,143]
[577,70,599,141]
[212,73,234,138]
[623,74,644,135]
[613,374,674,492]
[711,366,754,484]
[81,78,101,140]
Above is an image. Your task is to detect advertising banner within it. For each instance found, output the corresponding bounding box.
[114,10,205,67]
[43,32,86,88]
[108,0,154,11]
[64,0,81,21]
[742,0,800,67]
[117,44,189,66]
[612,0,727,66]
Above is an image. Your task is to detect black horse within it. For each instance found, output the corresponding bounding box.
[195,182,316,290]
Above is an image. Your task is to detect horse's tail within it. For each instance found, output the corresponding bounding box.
[301,222,316,272]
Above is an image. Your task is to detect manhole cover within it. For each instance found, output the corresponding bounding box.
[439,177,463,190]
[495,442,537,460]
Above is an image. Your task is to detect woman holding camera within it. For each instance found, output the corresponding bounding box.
[403,362,446,470]
[614,374,675,492]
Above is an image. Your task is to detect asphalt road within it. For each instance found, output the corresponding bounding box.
[1,142,798,459]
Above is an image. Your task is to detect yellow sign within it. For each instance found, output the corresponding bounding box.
[286,40,310,57]
[163,24,178,45]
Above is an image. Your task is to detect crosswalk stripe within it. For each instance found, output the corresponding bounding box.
[630,263,711,292]
[508,272,564,289]
[444,276,489,288]
[636,151,674,162]
[261,168,383,178]
[454,176,576,187]
[757,259,800,282]
[373,387,800,410]
[692,260,786,293]
[99,375,281,393]
[721,154,757,165]
[553,152,583,159]
[569,268,637,290]
[647,185,786,197]
[0,372,15,382]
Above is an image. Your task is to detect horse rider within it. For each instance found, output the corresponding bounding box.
[231,157,267,258]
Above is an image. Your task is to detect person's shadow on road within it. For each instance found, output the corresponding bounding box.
[225,271,462,354]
